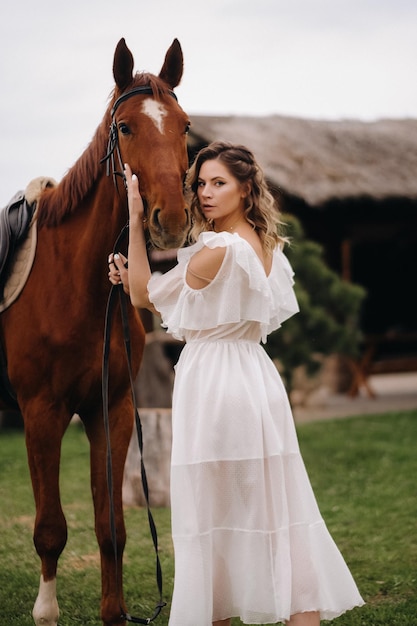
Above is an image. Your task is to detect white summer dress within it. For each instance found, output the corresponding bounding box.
[147,231,364,625]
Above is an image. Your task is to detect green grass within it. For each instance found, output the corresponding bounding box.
[0,410,416,625]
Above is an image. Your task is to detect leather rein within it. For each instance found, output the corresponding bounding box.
[101,84,177,624]
[103,273,166,625]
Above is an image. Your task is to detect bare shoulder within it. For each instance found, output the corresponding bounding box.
[186,245,227,289]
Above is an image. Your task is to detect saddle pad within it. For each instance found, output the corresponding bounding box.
[0,214,37,313]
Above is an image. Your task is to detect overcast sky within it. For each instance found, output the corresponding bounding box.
[0,0,416,205]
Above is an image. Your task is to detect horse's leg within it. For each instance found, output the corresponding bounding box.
[83,398,133,626]
[23,400,70,626]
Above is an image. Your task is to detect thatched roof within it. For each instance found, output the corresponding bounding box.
[188,115,417,206]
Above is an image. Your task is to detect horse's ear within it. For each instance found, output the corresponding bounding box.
[159,39,183,89]
[113,38,134,91]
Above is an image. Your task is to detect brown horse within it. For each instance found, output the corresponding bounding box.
[0,38,189,625]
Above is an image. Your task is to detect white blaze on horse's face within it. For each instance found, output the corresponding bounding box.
[141,99,167,134]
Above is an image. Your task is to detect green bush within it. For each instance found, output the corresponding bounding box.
[266,216,366,389]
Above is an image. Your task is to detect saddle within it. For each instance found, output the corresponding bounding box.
[0,177,56,307]
[0,191,35,297]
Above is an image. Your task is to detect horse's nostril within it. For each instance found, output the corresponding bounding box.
[150,207,190,237]
[151,208,161,230]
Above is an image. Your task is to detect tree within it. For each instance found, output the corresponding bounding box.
[264,215,367,390]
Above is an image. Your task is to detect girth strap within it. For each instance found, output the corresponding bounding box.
[0,341,19,410]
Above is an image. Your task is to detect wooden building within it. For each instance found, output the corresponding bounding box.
[187,115,417,383]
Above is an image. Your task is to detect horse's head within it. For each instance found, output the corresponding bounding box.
[109,38,190,249]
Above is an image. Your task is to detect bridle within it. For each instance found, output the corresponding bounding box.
[101,84,179,624]
[100,85,178,191]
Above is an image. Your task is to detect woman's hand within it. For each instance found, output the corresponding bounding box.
[110,162,154,311]
[107,162,144,295]
[108,252,129,294]
[124,163,146,226]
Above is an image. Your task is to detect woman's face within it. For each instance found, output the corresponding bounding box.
[197,159,247,225]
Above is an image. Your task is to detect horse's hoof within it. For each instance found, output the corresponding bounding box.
[32,576,59,625]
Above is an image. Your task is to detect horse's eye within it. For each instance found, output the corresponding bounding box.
[118,123,131,135]
[185,122,190,135]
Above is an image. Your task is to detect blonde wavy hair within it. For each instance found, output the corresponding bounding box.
[186,141,287,253]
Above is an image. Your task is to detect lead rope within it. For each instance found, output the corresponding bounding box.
[102,227,166,624]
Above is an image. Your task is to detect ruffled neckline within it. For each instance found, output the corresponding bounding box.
[148,230,299,343]
[180,231,277,279]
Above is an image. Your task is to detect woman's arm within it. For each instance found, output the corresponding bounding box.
[121,164,158,314]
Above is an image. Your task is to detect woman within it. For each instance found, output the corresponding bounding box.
[109,142,364,626]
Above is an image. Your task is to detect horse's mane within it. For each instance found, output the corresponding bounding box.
[37,73,171,227]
